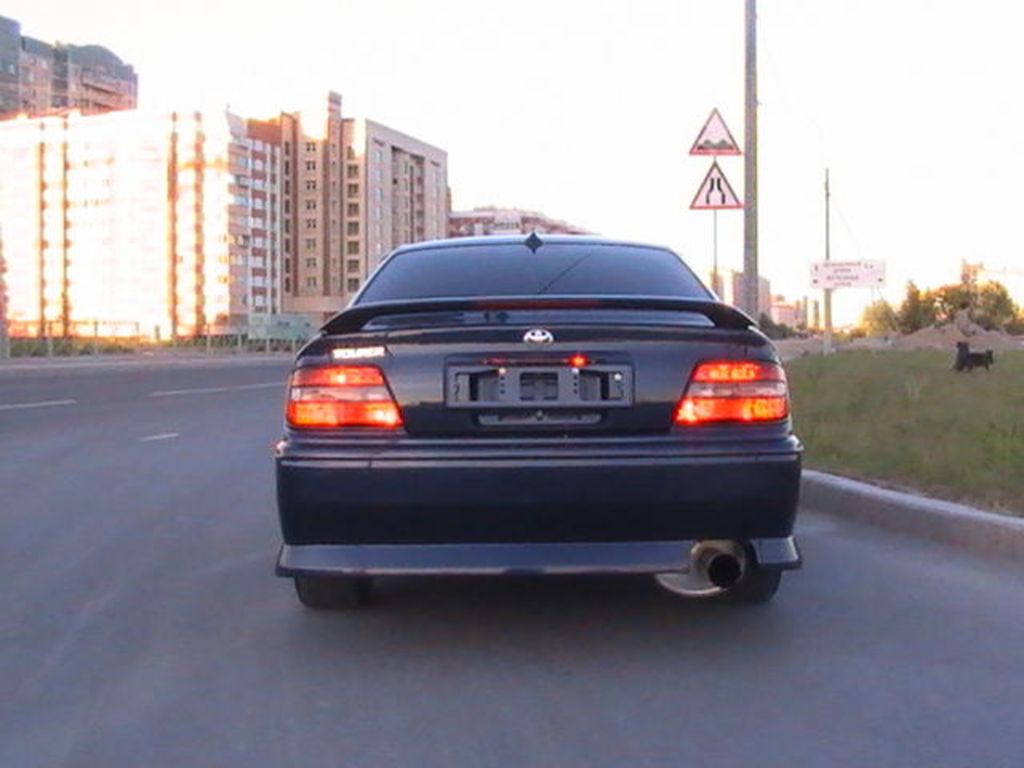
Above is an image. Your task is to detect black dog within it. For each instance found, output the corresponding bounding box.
[954,341,994,372]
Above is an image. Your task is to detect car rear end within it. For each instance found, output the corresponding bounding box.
[274,236,802,608]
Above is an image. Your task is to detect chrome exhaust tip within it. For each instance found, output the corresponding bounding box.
[655,540,748,598]
[701,551,744,589]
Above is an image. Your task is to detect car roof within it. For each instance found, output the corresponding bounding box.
[390,234,676,256]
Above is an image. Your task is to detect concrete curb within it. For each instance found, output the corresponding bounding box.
[801,469,1024,560]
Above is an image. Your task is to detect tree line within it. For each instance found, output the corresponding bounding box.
[861,281,1021,336]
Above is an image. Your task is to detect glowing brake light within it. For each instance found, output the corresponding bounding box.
[675,361,789,425]
[286,365,403,429]
[568,354,589,368]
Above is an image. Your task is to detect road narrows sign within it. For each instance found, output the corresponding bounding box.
[689,109,742,156]
[690,161,743,210]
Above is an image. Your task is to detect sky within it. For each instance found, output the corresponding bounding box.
[5,0,1024,324]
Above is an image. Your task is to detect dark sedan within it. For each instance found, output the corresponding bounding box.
[275,235,802,609]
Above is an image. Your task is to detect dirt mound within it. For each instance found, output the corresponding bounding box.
[889,323,1023,351]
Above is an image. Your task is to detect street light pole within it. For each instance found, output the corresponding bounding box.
[743,0,759,321]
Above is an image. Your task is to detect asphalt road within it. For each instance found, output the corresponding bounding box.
[2,359,1023,768]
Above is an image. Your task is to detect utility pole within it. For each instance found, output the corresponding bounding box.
[712,209,719,296]
[823,169,833,354]
[743,0,759,320]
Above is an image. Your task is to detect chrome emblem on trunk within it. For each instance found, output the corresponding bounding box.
[523,328,555,344]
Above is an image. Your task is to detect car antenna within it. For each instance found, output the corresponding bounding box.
[525,231,543,253]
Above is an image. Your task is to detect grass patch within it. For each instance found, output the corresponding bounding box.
[787,349,1024,516]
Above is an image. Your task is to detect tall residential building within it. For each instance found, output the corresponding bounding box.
[448,207,590,238]
[770,297,799,328]
[0,108,278,339]
[721,269,772,318]
[343,118,448,278]
[247,92,345,317]
[0,93,449,336]
[0,15,137,119]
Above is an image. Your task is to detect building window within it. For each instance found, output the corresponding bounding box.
[305,160,316,171]
[346,241,360,255]
[306,141,317,152]
[347,203,359,216]
[305,237,317,250]
[305,257,317,268]
[305,199,316,211]
[305,219,317,229]
[347,222,359,236]
[346,259,360,274]
[347,164,359,178]
[347,278,360,293]
[347,183,359,198]
[305,180,317,191]
[306,277,318,288]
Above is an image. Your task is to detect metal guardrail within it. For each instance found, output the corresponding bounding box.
[0,319,312,359]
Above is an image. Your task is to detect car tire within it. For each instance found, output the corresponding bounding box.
[293,575,373,610]
[723,568,781,604]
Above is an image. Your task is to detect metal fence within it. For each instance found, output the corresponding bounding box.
[0,317,316,359]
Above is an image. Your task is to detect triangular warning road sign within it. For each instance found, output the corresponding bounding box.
[689,108,741,156]
[690,161,743,210]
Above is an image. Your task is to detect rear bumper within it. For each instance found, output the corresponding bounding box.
[276,537,802,576]
[275,436,802,551]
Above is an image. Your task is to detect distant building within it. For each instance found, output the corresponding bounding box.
[721,269,771,319]
[809,298,821,330]
[247,92,346,317]
[0,94,449,336]
[343,118,449,275]
[770,296,799,328]
[0,109,279,339]
[448,207,590,238]
[0,15,137,120]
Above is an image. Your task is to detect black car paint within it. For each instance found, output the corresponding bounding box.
[274,237,802,577]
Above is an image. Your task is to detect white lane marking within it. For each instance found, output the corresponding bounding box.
[138,432,180,442]
[0,398,77,411]
[149,382,282,398]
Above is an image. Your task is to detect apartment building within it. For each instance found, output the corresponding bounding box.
[0,92,449,335]
[448,207,590,238]
[770,297,800,328]
[247,92,345,317]
[720,269,772,319]
[0,108,278,339]
[342,118,448,280]
[0,15,137,119]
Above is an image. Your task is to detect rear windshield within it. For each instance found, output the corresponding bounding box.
[357,243,711,303]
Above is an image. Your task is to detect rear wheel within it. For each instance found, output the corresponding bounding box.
[722,568,781,604]
[293,575,373,610]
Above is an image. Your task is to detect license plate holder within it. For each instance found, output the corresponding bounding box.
[446,364,633,409]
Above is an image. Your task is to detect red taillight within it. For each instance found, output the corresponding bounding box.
[675,361,789,426]
[286,365,403,429]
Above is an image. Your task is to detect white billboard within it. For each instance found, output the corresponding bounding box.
[810,260,886,290]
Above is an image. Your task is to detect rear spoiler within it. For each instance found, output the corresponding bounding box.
[321,296,756,335]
